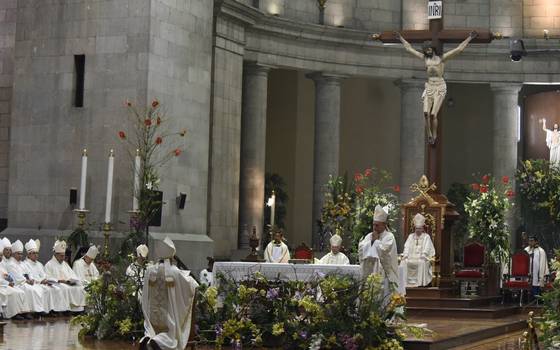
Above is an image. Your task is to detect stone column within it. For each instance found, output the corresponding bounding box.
[490,83,522,243]
[307,72,343,250]
[238,63,271,248]
[397,79,426,203]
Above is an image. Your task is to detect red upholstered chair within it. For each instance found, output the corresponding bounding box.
[545,271,556,291]
[502,250,531,306]
[290,242,313,264]
[454,242,487,295]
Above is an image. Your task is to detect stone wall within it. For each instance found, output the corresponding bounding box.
[524,0,560,37]
[0,0,15,227]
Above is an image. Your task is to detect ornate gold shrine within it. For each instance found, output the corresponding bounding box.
[402,175,459,287]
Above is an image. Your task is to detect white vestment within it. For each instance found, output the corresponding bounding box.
[44,257,86,310]
[546,129,560,166]
[402,232,435,287]
[0,264,28,318]
[73,258,100,284]
[25,259,70,312]
[319,252,350,265]
[359,231,400,296]
[358,233,382,277]
[199,269,213,286]
[141,262,199,350]
[6,259,48,313]
[264,242,290,263]
[525,246,550,287]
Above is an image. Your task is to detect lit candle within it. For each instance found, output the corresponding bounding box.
[79,149,87,210]
[133,149,140,211]
[104,149,115,223]
[270,191,276,228]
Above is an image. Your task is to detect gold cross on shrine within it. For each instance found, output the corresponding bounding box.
[410,175,437,204]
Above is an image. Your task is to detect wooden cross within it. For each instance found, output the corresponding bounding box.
[373,3,500,188]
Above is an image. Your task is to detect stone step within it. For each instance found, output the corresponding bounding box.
[406,287,456,298]
[406,304,521,319]
[406,295,499,308]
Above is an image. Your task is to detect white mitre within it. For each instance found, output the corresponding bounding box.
[1,237,11,249]
[373,205,388,223]
[25,239,38,253]
[53,240,67,254]
[159,237,176,260]
[11,240,23,253]
[330,234,342,247]
[413,213,426,228]
[86,245,99,259]
[136,244,149,258]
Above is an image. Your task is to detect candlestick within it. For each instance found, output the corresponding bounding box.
[104,149,114,224]
[79,149,87,210]
[102,222,111,258]
[270,191,276,228]
[133,149,141,212]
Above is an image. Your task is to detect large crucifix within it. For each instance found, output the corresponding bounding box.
[373,2,500,187]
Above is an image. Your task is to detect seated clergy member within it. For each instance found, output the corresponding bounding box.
[525,236,550,299]
[0,240,29,319]
[44,240,86,311]
[73,245,100,284]
[0,237,13,269]
[25,239,70,313]
[126,244,150,280]
[7,240,49,314]
[264,230,291,263]
[319,234,350,265]
[140,237,199,350]
[401,213,436,287]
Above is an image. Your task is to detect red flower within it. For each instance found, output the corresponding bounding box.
[155,137,162,145]
[471,183,480,191]
[482,175,490,184]
[364,168,373,177]
[393,185,400,193]
[156,117,161,126]
[174,149,182,156]
[144,119,152,126]
[507,190,515,198]
[355,186,364,194]
[118,131,126,139]
[502,175,509,184]
[354,173,363,182]
[480,186,488,193]
[152,100,159,108]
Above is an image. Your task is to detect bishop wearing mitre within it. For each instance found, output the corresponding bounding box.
[319,234,350,265]
[73,245,100,284]
[401,213,436,287]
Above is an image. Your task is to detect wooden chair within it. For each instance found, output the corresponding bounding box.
[454,242,487,296]
[289,242,313,264]
[502,250,531,306]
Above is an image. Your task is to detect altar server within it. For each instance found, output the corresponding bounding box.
[73,245,100,284]
[525,236,550,298]
[319,234,350,265]
[44,240,86,311]
[140,237,199,350]
[25,239,70,312]
[264,230,291,263]
[401,213,436,287]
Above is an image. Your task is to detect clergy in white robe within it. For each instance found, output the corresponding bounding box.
[525,236,550,298]
[24,239,70,312]
[264,230,291,263]
[6,240,48,314]
[140,237,199,350]
[0,240,29,319]
[401,214,436,287]
[73,245,100,284]
[199,257,214,286]
[44,240,86,311]
[0,237,13,270]
[126,244,149,280]
[319,234,350,265]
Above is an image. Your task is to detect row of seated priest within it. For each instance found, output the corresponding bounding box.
[262,213,436,289]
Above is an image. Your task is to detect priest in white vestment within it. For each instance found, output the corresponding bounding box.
[525,236,550,299]
[0,237,13,269]
[73,245,100,284]
[0,240,29,319]
[44,240,86,311]
[140,237,199,350]
[6,240,49,314]
[25,239,70,313]
[401,214,436,287]
[319,234,350,265]
[127,244,149,280]
[199,257,214,286]
[359,205,400,296]
[264,230,291,263]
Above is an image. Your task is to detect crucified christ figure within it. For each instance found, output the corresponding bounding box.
[396,31,478,144]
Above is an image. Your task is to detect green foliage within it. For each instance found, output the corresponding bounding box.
[195,272,422,350]
[446,183,470,262]
[464,175,513,264]
[66,227,89,252]
[538,251,560,348]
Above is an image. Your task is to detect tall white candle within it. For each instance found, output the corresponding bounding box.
[270,191,276,228]
[104,149,115,223]
[133,149,140,211]
[79,149,87,210]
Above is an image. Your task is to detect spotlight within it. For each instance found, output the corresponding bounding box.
[509,39,526,62]
[544,29,550,40]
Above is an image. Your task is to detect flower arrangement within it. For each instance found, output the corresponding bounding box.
[517,159,560,222]
[319,168,400,259]
[195,272,421,350]
[539,251,560,348]
[464,174,514,264]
